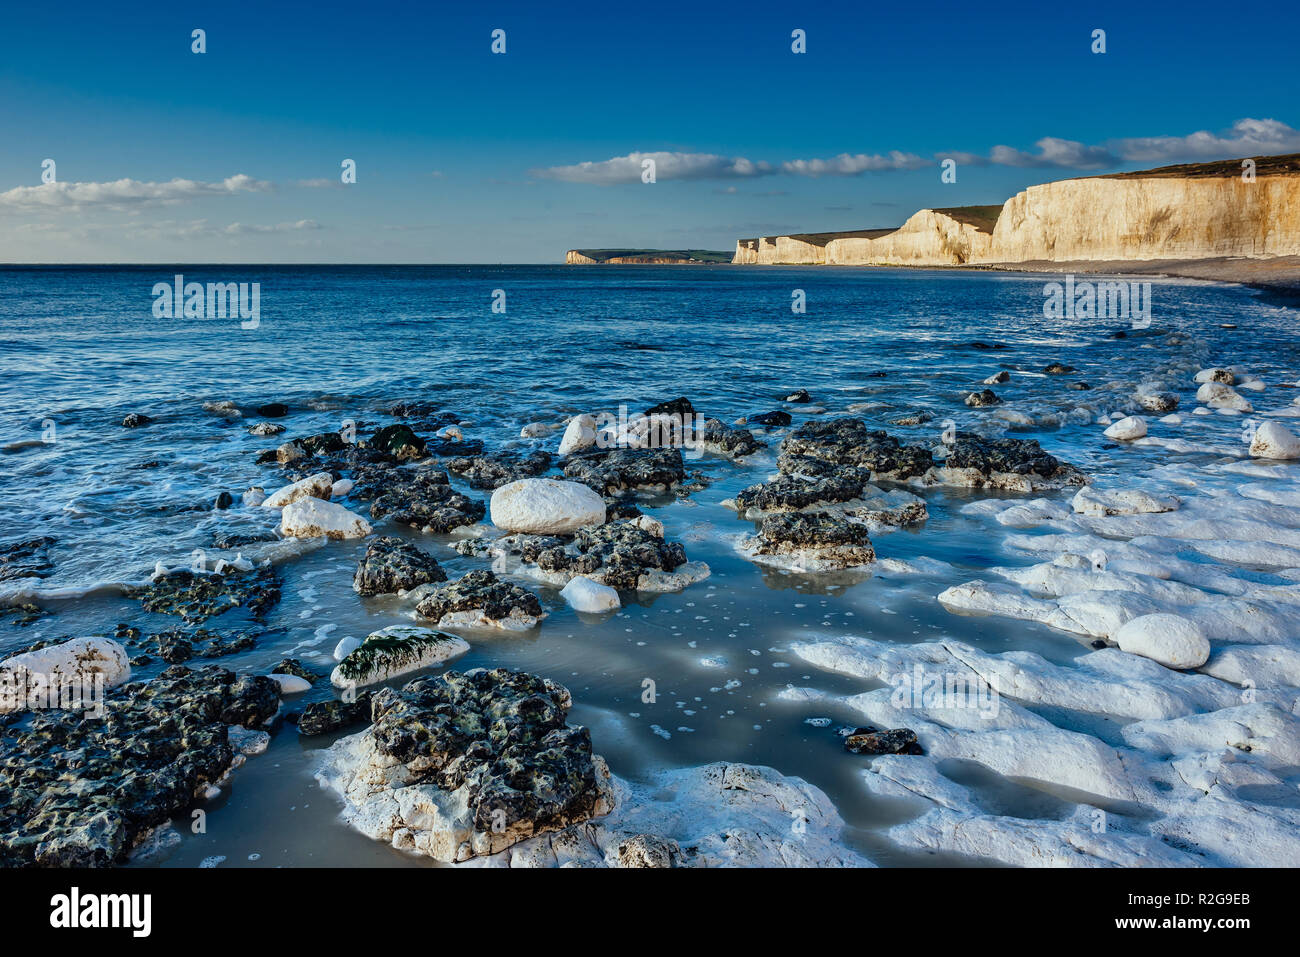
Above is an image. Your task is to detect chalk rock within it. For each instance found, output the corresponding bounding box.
[1196,382,1252,412]
[1194,368,1236,385]
[333,636,363,661]
[1136,391,1179,413]
[280,498,372,540]
[330,625,469,688]
[560,576,621,613]
[1071,486,1179,516]
[268,673,312,694]
[558,414,597,455]
[0,637,131,713]
[263,472,334,509]
[1113,614,1210,670]
[1249,421,1300,460]
[490,478,606,535]
[316,668,613,862]
[1103,416,1147,441]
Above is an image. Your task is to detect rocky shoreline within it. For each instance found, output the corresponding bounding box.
[3,320,1300,868]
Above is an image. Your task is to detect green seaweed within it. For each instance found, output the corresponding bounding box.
[336,630,463,682]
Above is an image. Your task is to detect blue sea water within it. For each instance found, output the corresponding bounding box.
[1,264,1297,866]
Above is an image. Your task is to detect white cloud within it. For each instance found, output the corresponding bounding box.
[781,151,929,176]
[224,219,321,234]
[0,174,271,211]
[531,118,1297,188]
[532,151,773,184]
[1110,118,1300,164]
[989,137,1116,169]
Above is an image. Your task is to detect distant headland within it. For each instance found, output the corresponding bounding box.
[564,249,732,265]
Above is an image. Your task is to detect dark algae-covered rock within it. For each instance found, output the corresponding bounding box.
[122,625,262,664]
[780,418,933,480]
[844,726,922,756]
[124,566,281,623]
[749,410,793,427]
[317,668,613,861]
[273,430,348,464]
[121,412,152,428]
[367,424,428,461]
[945,433,1073,479]
[758,511,875,554]
[414,569,544,628]
[298,692,372,736]
[353,536,447,596]
[645,396,695,418]
[561,447,686,495]
[446,450,552,490]
[0,536,55,582]
[454,518,708,593]
[964,389,1002,407]
[735,474,864,513]
[0,664,280,867]
[698,418,764,458]
[529,520,688,590]
[0,602,48,627]
[746,511,876,570]
[354,466,485,534]
[272,657,321,684]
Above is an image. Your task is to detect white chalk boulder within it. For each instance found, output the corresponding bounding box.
[1072,486,1178,516]
[1195,382,1252,412]
[263,471,334,509]
[490,478,606,535]
[1103,416,1147,441]
[561,576,621,613]
[280,498,372,540]
[330,625,469,688]
[1194,368,1236,385]
[268,673,312,694]
[558,414,597,455]
[333,636,363,661]
[1114,614,1210,670]
[0,637,131,713]
[1249,421,1300,460]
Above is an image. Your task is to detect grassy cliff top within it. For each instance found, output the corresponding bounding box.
[933,205,1004,233]
[1101,152,1300,180]
[739,206,1002,245]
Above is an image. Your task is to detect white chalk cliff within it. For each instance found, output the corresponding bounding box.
[732,153,1300,266]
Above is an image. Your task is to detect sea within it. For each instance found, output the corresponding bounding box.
[1,263,1297,866]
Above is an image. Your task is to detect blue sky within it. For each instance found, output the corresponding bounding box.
[2,0,1298,262]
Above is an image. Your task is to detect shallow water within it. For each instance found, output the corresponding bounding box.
[2,264,1297,867]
